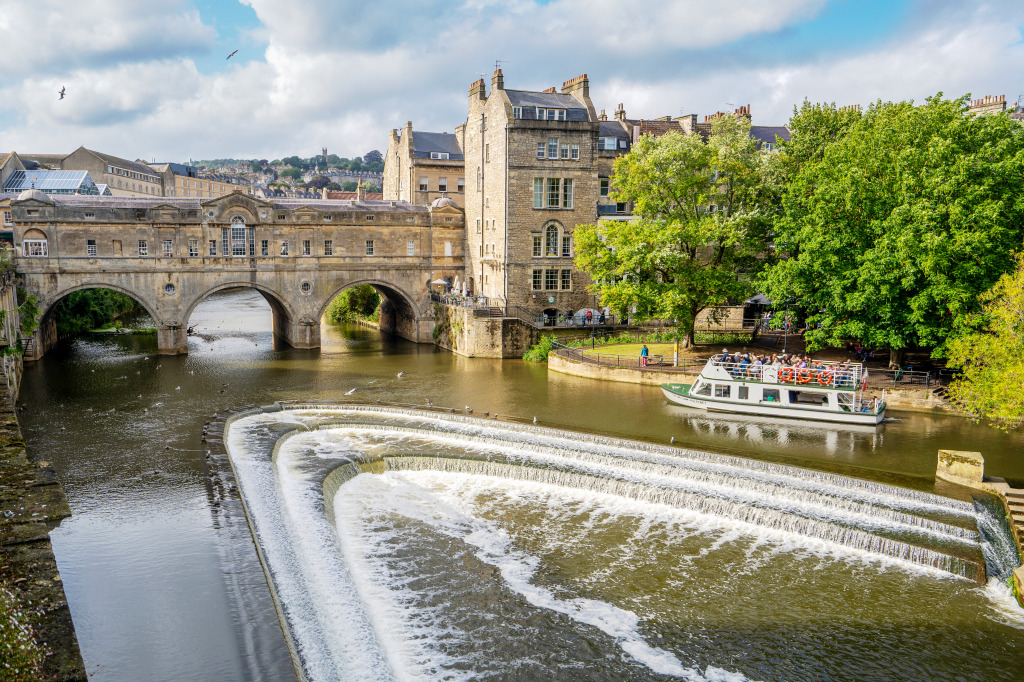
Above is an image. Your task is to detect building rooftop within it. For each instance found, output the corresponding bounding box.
[80,147,159,176]
[506,90,590,121]
[749,126,791,148]
[4,170,100,195]
[410,131,464,160]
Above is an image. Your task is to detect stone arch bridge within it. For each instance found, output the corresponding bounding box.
[8,190,465,360]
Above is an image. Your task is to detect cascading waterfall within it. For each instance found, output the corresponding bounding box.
[224,404,1023,681]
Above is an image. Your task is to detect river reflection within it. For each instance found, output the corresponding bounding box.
[16,289,1024,681]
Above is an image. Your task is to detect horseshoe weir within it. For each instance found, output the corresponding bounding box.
[8,189,465,359]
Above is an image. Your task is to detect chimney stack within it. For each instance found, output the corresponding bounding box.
[561,73,590,100]
[356,178,365,201]
[615,103,626,121]
[492,68,504,91]
[469,78,486,101]
[598,109,607,121]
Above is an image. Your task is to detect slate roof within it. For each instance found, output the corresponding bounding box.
[82,148,159,176]
[411,131,463,160]
[598,121,630,138]
[632,120,685,138]
[749,126,791,148]
[505,89,590,122]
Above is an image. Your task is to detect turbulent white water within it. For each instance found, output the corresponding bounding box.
[224,405,1022,681]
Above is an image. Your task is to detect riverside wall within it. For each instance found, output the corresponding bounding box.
[432,304,538,359]
[0,265,86,680]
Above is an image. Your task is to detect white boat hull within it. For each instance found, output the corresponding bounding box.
[661,385,886,426]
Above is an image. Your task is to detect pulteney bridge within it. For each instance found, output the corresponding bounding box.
[8,190,465,359]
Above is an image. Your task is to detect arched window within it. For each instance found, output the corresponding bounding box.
[545,223,559,256]
[230,215,248,256]
[23,229,48,257]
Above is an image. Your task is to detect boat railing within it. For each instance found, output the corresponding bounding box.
[708,356,864,388]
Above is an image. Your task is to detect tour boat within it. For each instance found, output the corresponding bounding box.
[661,355,886,425]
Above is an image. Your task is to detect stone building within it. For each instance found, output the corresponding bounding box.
[383,122,466,206]
[61,147,165,197]
[968,94,1007,116]
[146,162,248,198]
[463,70,606,317]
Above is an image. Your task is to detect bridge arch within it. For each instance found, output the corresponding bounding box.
[184,281,296,324]
[317,279,425,340]
[40,282,161,325]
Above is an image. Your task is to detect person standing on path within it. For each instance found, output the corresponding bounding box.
[640,344,649,367]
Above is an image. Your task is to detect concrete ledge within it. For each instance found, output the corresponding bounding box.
[549,352,697,385]
[936,450,986,486]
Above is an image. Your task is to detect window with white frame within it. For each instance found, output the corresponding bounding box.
[3,211,12,226]
[24,239,47,257]
[231,217,246,256]
[512,106,522,119]
[545,269,558,290]
[324,240,333,256]
[536,143,545,159]
[533,235,542,257]
[406,240,415,256]
[560,143,570,159]
[537,108,566,121]
[209,239,217,256]
[302,239,311,256]
[533,178,544,208]
[138,240,148,256]
[532,270,542,290]
[562,234,571,257]
[560,269,571,290]
[163,239,173,257]
[545,224,559,256]
[86,239,97,256]
[366,239,375,256]
[535,178,573,208]
[547,178,560,207]
[600,177,610,196]
[476,218,482,233]
[281,241,289,256]
[599,137,618,151]
[571,144,579,160]
[547,137,558,159]
[419,176,428,191]
[188,239,199,257]
[438,177,447,192]
[261,240,269,256]
[457,177,464,192]
[431,152,450,159]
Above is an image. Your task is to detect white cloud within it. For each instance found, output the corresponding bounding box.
[1,0,1022,161]
[0,0,215,74]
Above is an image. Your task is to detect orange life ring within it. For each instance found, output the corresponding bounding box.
[796,369,813,384]
[778,368,794,383]
[817,371,833,386]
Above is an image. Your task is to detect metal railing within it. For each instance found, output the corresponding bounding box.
[871,368,935,388]
[551,339,707,372]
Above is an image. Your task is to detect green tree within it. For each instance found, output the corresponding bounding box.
[946,252,1024,428]
[280,168,302,181]
[363,182,380,193]
[349,157,363,172]
[307,175,330,190]
[761,94,1024,366]
[574,115,772,347]
[326,284,381,323]
[341,181,358,192]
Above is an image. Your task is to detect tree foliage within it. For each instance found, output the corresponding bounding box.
[946,253,1024,428]
[326,284,381,323]
[55,289,146,335]
[761,95,1024,365]
[574,115,773,346]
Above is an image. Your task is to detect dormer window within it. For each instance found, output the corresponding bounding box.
[512,106,522,119]
[430,152,449,160]
[537,108,566,121]
[599,137,618,151]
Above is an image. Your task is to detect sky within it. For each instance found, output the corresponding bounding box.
[1,0,1022,163]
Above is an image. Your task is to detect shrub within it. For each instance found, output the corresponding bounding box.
[326,284,381,323]
[523,335,554,362]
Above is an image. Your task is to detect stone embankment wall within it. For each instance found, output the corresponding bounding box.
[432,304,538,358]
[0,264,86,680]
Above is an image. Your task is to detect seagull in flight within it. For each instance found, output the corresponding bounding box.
[226,49,238,60]
[58,86,65,100]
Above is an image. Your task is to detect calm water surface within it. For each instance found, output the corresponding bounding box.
[17,289,1024,681]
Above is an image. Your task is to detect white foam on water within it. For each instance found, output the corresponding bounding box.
[981,579,1024,629]
[334,470,719,680]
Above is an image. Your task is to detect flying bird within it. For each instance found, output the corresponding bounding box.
[397,371,405,377]
[345,388,356,395]
[226,49,238,60]
[59,86,65,100]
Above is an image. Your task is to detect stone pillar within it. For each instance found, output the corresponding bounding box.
[936,450,985,486]
[275,316,320,349]
[157,323,188,355]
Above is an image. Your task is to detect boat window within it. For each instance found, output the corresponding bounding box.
[837,392,854,412]
[763,388,780,402]
[714,385,731,398]
[694,382,711,396]
[738,386,749,400]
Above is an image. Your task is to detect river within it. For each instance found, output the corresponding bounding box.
[17,289,1024,681]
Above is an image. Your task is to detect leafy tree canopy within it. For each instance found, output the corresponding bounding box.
[363,149,383,165]
[947,252,1024,428]
[574,115,773,346]
[761,94,1024,365]
[280,167,302,180]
